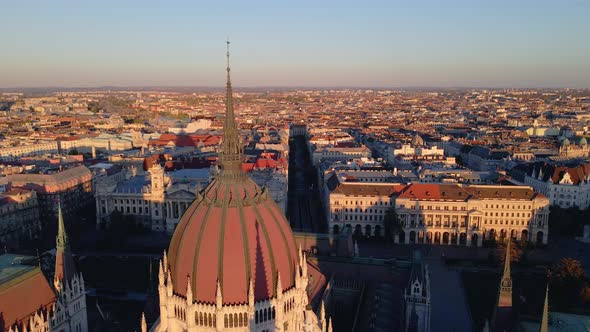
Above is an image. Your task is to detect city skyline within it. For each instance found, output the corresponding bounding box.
[2,0,590,88]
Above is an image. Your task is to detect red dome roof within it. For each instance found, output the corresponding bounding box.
[167,175,298,305]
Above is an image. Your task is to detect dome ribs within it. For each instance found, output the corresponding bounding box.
[236,184,253,291]
[168,198,204,282]
[250,204,278,299]
[216,184,231,296]
[187,201,212,299]
[260,201,295,289]
[221,185,248,304]
[194,205,221,303]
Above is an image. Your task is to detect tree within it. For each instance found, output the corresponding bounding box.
[68,148,79,155]
[492,239,525,266]
[383,206,402,243]
[550,258,588,309]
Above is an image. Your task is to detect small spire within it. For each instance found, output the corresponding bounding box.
[540,285,549,332]
[503,237,511,277]
[163,250,168,271]
[186,274,193,304]
[248,278,255,307]
[276,271,283,299]
[216,280,223,309]
[56,201,68,250]
[166,270,173,296]
[141,312,147,332]
[158,260,165,286]
[327,317,333,332]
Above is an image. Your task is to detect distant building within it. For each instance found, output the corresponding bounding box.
[168,119,212,134]
[313,146,372,166]
[466,146,509,171]
[395,184,549,246]
[0,141,58,161]
[523,162,590,209]
[558,137,589,158]
[95,164,211,233]
[326,182,550,247]
[0,189,40,248]
[1,166,93,222]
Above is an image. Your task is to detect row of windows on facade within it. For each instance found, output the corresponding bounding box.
[171,298,297,330]
[333,214,384,221]
[332,200,393,206]
[397,219,543,228]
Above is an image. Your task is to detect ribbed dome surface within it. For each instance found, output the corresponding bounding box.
[167,175,298,305]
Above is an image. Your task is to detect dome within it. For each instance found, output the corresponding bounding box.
[167,175,298,305]
[562,138,570,146]
[579,137,587,146]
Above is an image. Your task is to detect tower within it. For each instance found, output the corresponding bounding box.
[150,163,165,196]
[147,41,327,332]
[404,251,430,332]
[492,238,513,331]
[52,202,88,332]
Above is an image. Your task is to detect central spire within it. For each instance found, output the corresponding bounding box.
[219,39,245,179]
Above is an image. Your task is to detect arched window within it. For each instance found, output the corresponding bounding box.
[224,314,228,328]
[255,311,259,324]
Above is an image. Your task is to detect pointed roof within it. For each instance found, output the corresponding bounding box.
[492,239,513,331]
[503,237,511,279]
[56,203,68,250]
[540,285,549,332]
[54,203,76,286]
[218,39,245,181]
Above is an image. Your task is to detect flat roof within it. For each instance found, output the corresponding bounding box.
[0,254,37,284]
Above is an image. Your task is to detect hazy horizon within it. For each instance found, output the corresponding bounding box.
[2,0,590,88]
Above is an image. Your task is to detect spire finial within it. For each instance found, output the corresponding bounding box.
[226,37,231,78]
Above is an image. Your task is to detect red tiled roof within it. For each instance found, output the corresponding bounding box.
[0,268,56,331]
[149,133,222,147]
[168,177,298,305]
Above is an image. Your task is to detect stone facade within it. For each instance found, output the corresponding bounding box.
[524,162,590,209]
[95,164,210,233]
[149,251,330,332]
[2,166,93,222]
[327,183,550,247]
[0,189,40,248]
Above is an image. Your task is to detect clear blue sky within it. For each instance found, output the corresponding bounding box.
[1,0,589,88]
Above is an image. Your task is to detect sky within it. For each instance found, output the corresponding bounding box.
[1,0,589,88]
